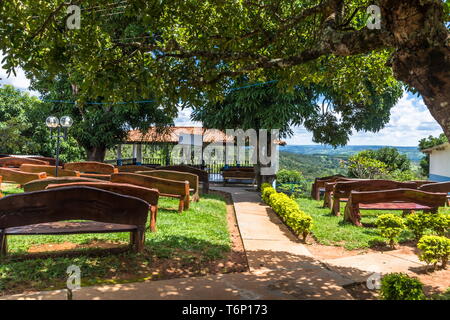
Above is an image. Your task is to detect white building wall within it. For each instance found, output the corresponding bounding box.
[429,145,450,181]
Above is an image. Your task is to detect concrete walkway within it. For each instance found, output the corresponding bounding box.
[2,186,355,300]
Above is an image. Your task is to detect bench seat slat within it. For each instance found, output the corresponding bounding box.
[358,202,432,211]
[4,221,137,235]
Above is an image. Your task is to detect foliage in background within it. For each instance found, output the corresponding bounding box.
[344,154,388,179]
[344,147,420,180]
[380,273,426,300]
[418,134,448,176]
[0,85,85,162]
[30,75,174,161]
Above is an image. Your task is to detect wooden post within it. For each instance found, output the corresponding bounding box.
[136,144,142,165]
[149,206,158,232]
[116,144,123,166]
[132,144,137,164]
[0,230,7,256]
[131,227,145,253]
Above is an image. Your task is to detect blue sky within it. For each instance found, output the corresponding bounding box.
[1,58,443,147]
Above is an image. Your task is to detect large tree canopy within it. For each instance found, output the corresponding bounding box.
[29,74,174,161]
[0,0,448,139]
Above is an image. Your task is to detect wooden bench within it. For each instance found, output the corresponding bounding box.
[322,178,364,208]
[19,164,80,177]
[420,182,450,206]
[311,174,346,201]
[0,157,49,168]
[46,182,160,232]
[64,161,118,181]
[136,170,200,202]
[23,176,102,192]
[0,167,47,186]
[331,180,418,216]
[111,173,190,213]
[0,186,150,256]
[158,165,209,193]
[222,167,255,185]
[344,188,448,226]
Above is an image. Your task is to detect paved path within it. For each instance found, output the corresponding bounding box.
[2,186,354,300]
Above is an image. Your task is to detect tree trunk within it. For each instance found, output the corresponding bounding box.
[85,146,106,162]
[381,0,450,140]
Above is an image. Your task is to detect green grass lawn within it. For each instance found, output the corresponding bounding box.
[0,184,231,295]
[297,197,450,250]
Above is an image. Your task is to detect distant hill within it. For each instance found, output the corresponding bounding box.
[279,145,423,162]
[279,152,346,182]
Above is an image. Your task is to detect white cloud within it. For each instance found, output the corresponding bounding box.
[0,53,31,89]
[285,93,443,146]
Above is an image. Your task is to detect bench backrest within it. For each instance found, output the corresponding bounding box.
[315,175,348,188]
[223,170,255,178]
[324,178,366,192]
[64,161,118,174]
[0,157,49,168]
[334,180,417,198]
[410,180,437,187]
[349,188,448,208]
[0,167,47,184]
[419,182,450,193]
[117,165,153,173]
[20,164,80,177]
[23,176,102,192]
[111,173,189,197]
[0,186,149,229]
[28,156,59,166]
[136,170,198,194]
[46,182,159,206]
[157,165,208,183]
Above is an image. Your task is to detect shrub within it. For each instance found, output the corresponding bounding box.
[380,273,426,300]
[266,190,313,241]
[429,213,450,236]
[276,169,305,184]
[261,183,272,191]
[261,186,276,205]
[405,212,432,240]
[375,214,405,248]
[417,235,450,270]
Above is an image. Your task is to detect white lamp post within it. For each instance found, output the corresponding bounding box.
[46,116,73,177]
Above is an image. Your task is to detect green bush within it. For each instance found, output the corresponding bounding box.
[380,273,426,300]
[405,212,432,240]
[276,169,305,184]
[262,186,277,205]
[429,213,450,236]
[417,235,450,270]
[266,190,313,241]
[375,214,405,248]
[261,183,272,191]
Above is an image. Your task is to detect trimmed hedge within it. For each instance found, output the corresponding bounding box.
[261,184,313,241]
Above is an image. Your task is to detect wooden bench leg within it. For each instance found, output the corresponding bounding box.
[331,197,340,216]
[184,194,190,210]
[178,197,184,213]
[149,206,158,232]
[203,182,209,194]
[0,230,7,257]
[131,227,145,253]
